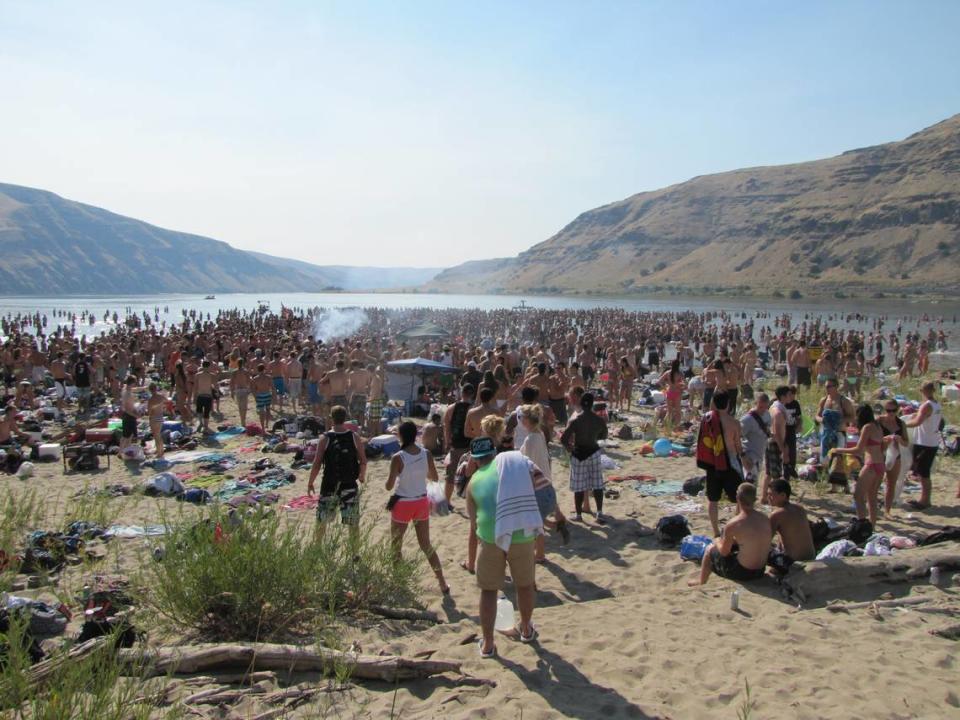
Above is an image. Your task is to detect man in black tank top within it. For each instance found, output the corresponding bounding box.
[308,405,366,537]
[443,383,476,506]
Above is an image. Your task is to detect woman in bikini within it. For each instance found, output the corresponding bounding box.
[830,404,885,529]
[604,353,620,410]
[878,400,909,517]
[173,360,193,423]
[658,359,685,426]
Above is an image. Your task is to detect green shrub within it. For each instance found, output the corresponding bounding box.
[144,507,420,641]
[0,617,175,720]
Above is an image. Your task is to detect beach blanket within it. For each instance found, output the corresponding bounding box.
[632,480,684,497]
[696,411,729,472]
[104,524,169,539]
[283,495,319,511]
[820,408,843,461]
[213,427,246,442]
[188,474,226,489]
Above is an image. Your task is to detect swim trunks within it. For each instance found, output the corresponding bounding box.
[710,546,766,581]
[255,392,272,411]
[765,439,784,480]
[272,377,286,396]
[705,466,740,502]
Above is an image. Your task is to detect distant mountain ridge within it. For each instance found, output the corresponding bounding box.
[0,183,440,295]
[428,114,960,297]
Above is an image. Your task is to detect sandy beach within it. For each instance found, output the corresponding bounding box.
[5,389,959,720]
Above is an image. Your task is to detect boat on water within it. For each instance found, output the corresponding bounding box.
[204,295,216,300]
[512,299,532,311]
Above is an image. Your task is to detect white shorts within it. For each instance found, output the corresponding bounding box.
[286,378,302,398]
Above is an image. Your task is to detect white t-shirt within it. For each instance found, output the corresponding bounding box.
[914,400,942,447]
[520,431,551,482]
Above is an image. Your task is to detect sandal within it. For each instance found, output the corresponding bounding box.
[516,623,539,644]
[459,560,475,574]
[478,638,497,658]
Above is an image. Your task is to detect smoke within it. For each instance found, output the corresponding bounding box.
[312,307,368,342]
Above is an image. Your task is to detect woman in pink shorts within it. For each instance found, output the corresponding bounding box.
[386,421,450,594]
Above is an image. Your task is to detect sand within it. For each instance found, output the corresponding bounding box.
[5,397,960,720]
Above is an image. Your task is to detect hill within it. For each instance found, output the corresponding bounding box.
[429,114,960,297]
[0,183,440,295]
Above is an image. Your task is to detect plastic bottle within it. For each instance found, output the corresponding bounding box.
[730,590,740,611]
[494,594,515,632]
[930,566,941,586]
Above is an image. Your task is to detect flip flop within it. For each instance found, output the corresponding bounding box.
[516,623,539,644]
[459,560,475,574]
[478,638,497,659]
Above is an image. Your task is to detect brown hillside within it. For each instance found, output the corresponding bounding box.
[429,114,960,296]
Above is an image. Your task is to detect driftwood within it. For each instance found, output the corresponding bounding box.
[117,642,462,682]
[368,605,440,623]
[19,638,107,689]
[826,597,931,613]
[783,547,960,604]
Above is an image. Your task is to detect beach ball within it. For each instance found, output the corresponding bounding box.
[653,438,672,457]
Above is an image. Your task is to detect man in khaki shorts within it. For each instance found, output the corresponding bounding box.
[466,437,543,658]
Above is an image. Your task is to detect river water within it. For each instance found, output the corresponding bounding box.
[1,292,959,344]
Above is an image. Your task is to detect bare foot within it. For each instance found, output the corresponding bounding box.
[687,578,702,587]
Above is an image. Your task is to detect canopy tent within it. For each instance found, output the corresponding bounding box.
[396,322,450,340]
[385,358,460,404]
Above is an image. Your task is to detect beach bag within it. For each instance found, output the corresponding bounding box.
[682,476,705,496]
[655,515,690,545]
[427,481,448,516]
[846,518,874,545]
[679,534,712,562]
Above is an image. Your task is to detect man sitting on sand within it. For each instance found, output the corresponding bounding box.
[689,483,771,586]
[768,479,815,571]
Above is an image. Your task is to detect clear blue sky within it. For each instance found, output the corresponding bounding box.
[1,1,958,267]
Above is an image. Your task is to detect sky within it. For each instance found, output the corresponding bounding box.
[1,1,959,268]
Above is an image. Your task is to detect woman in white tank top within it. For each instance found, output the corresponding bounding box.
[905,381,943,509]
[386,421,449,594]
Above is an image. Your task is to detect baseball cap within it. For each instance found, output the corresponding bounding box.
[470,437,496,459]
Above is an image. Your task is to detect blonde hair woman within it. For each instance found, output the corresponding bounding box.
[518,404,570,559]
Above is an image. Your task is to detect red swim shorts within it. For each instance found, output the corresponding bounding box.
[390,496,430,524]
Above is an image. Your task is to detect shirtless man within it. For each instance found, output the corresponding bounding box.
[768,480,815,564]
[790,341,812,388]
[764,386,791,505]
[285,351,303,414]
[347,360,372,428]
[689,483,772,586]
[251,363,275,429]
[307,354,327,416]
[815,380,855,427]
[193,360,216,434]
[321,360,350,418]
[49,351,68,412]
[267,351,287,414]
[465,386,502,441]
[367,365,385,436]
[230,358,252,427]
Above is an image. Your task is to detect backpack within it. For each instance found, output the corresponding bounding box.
[846,518,874,545]
[656,515,691,546]
[682,476,705,496]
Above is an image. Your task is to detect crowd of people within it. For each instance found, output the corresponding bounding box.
[1,301,956,656]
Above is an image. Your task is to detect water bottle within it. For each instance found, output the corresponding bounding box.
[930,566,941,586]
[730,590,740,611]
[494,593,515,632]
